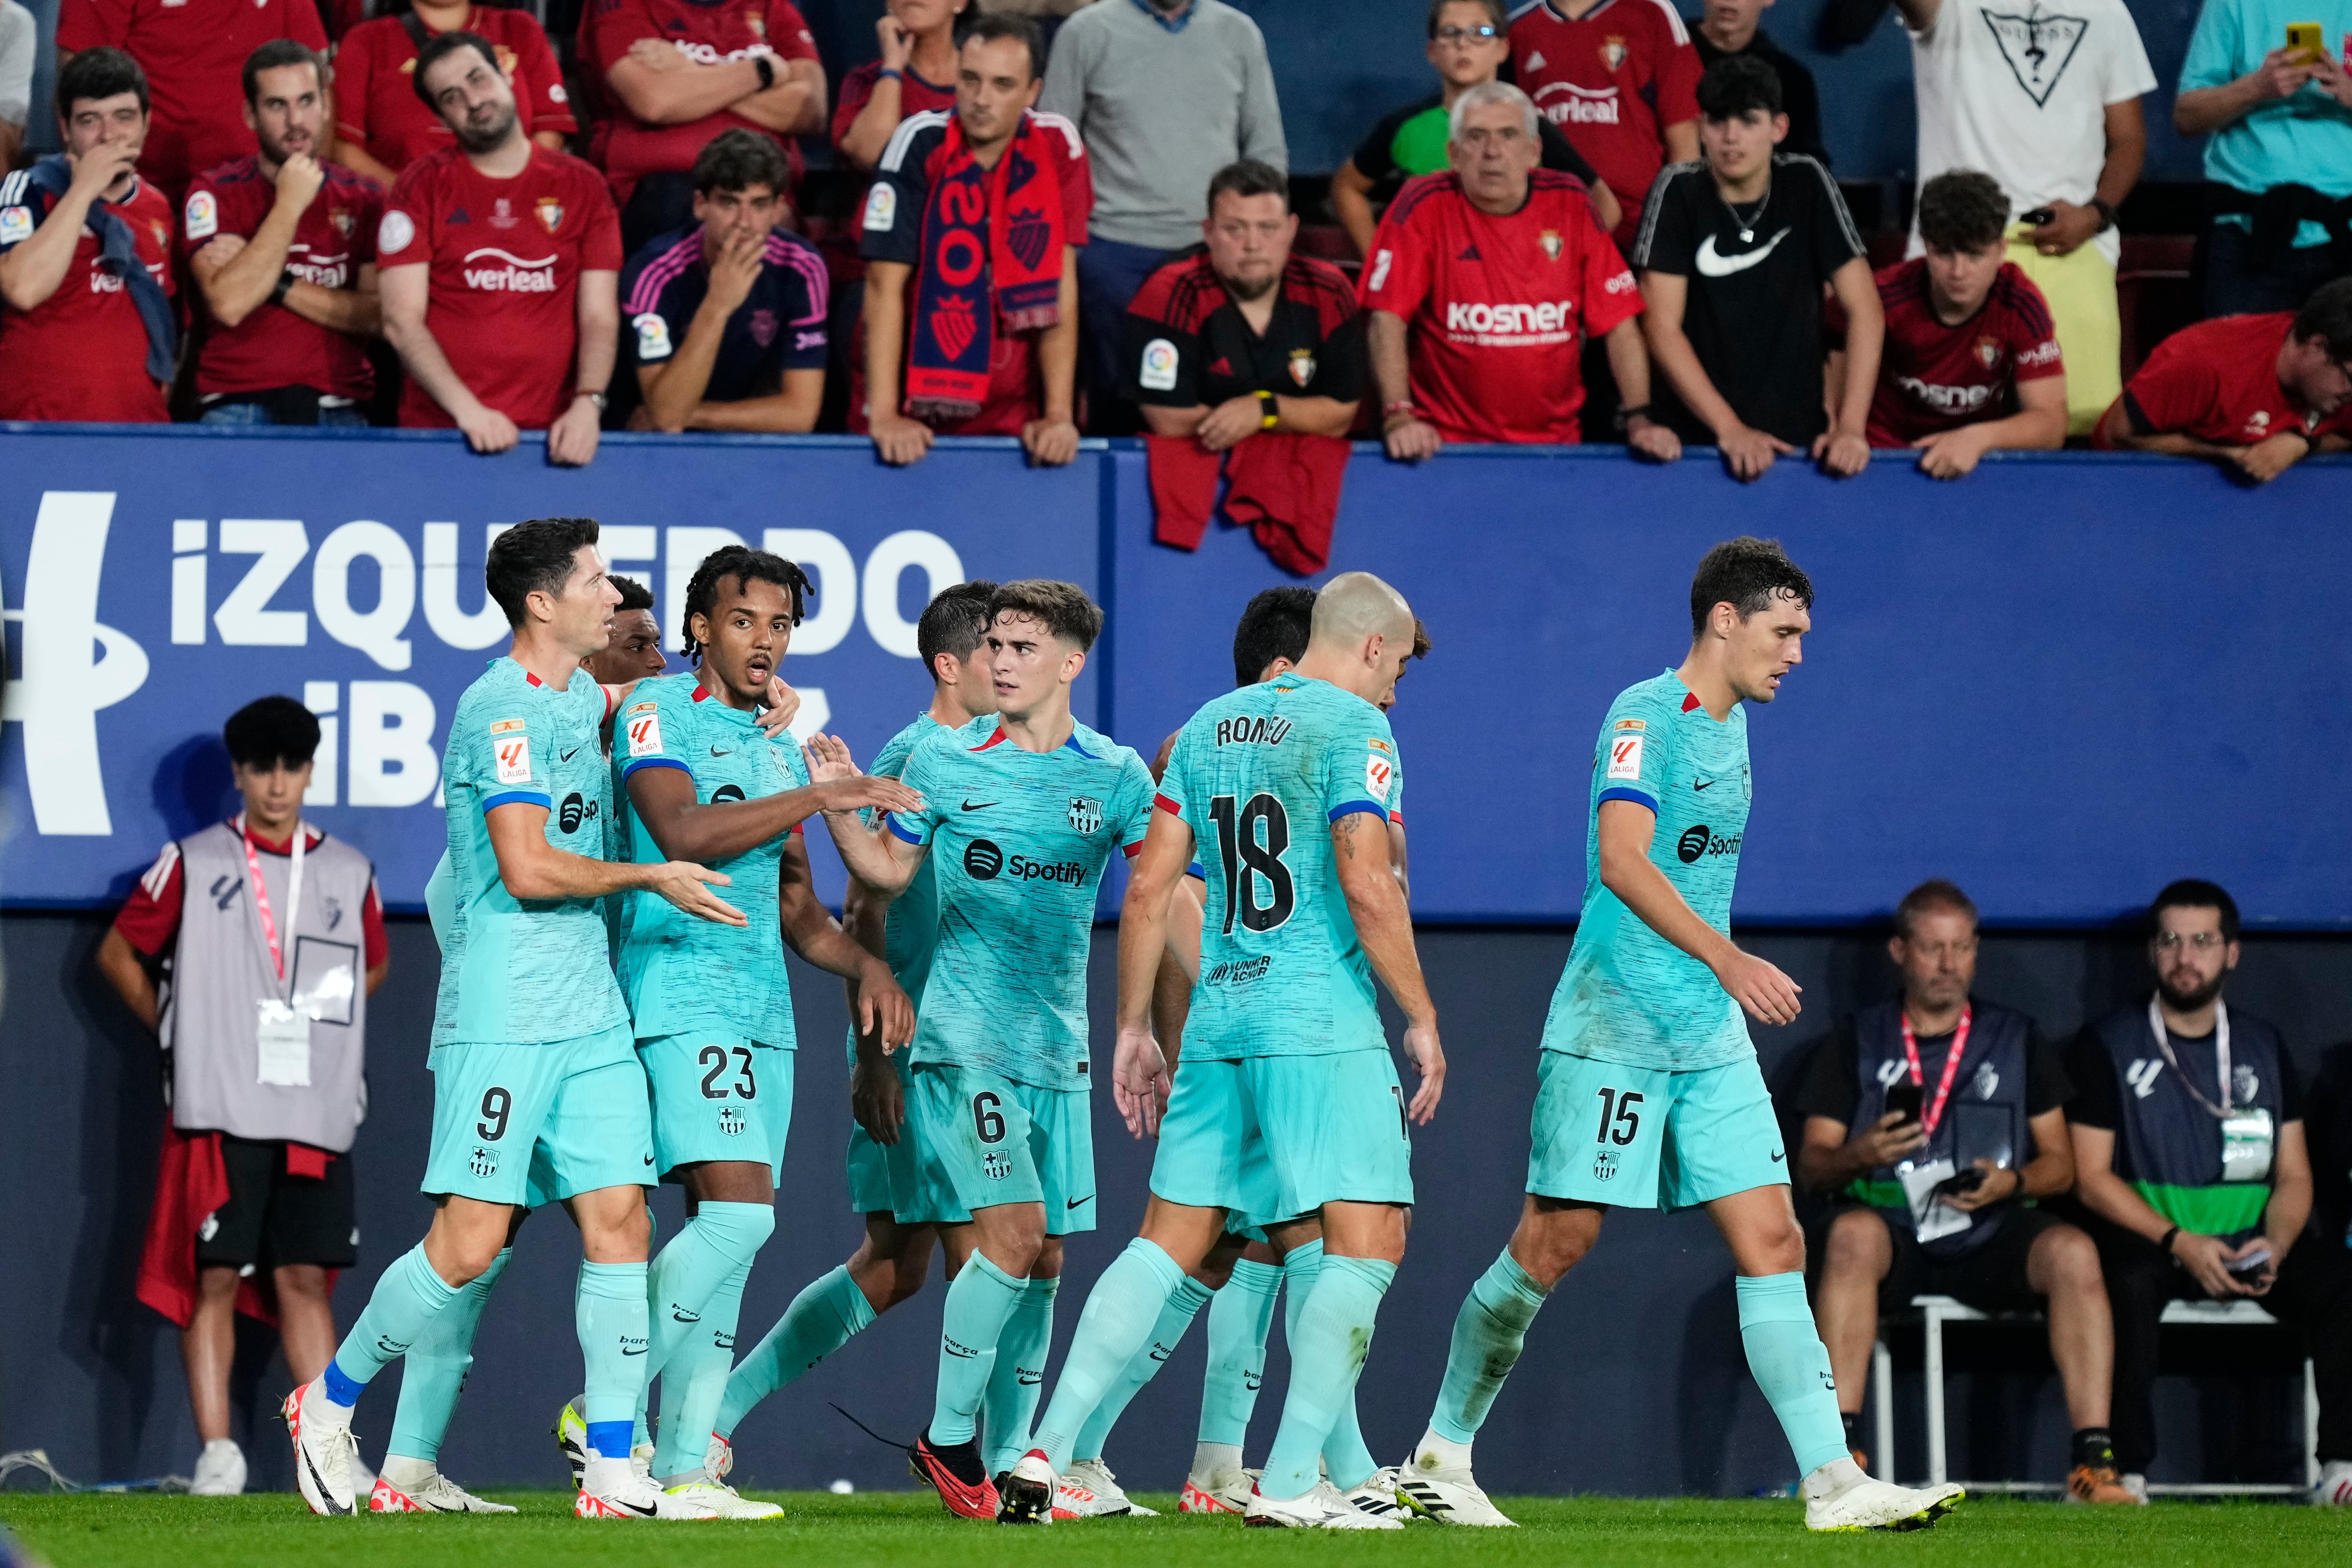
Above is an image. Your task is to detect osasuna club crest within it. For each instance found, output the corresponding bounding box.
[1599,35,1628,70]
[1287,347,1315,387]
[1068,795,1102,834]
[1540,228,1563,261]
[536,196,564,233]
[1974,335,2002,369]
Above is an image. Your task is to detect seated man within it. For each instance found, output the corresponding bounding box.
[1860,170,2066,477]
[1362,81,1671,459]
[621,130,827,434]
[1635,55,1879,480]
[1123,159,1363,573]
[2093,276,2352,484]
[378,31,622,465]
[1331,0,1616,259]
[0,47,175,423]
[2068,880,2352,1503]
[857,13,1086,469]
[579,0,824,251]
[182,42,382,428]
[1797,879,2131,1505]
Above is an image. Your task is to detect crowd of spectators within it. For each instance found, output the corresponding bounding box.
[2,0,2350,487]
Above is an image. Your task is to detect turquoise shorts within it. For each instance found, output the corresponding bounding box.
[844,1051,929,1220]
[906,1063,1095,1235]
[1151,1048,1414,1225]
[423,1024,652,1207]
[640,1032,794,1182]
[1526,1050,1786,1210]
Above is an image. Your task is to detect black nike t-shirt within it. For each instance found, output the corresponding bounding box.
[1631,153,1865,447]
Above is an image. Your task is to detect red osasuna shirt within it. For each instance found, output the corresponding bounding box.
[377,143,623,430]
[2099,312,2352,449]
[179,157,384,401]
[0,170,175,422]
[1866,259,2063,447]
[1359,169,1640,445]
[834,56,956,251]
[115,825,390,970]
[333,8,577,178]
[578,0,819,204]
[1509,0,1700,249]
[56,0,329,198]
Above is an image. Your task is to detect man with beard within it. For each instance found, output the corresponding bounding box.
[2067,880,2352,1503]
[181,42,382,427]
[1122,160,1364,574]
[376,30,621,464]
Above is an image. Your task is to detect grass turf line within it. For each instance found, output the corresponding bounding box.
[0,1491,2340,1568]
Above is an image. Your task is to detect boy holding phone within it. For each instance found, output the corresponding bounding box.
[1796,880,2131,1503]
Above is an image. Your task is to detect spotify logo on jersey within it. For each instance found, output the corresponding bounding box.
[711,785,746,803]
[965,839,1004,880]
[1677,824,1711,864]
[560,792,587,834]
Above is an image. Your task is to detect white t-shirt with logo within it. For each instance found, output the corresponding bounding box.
[1907,0,2157,266]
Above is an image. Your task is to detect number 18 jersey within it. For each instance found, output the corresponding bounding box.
[1157,673,1403,1061]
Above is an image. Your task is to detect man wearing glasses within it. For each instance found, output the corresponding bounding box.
[1330,0,1619,261]
[2093,275,2352,484]
[2066,880,2352,1505]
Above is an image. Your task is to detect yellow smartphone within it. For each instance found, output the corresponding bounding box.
[2286,22,2324,62]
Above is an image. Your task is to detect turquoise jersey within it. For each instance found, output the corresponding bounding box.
[845,713,946,1065]
[1158,674,1402,1060]
[1542,669,1752,1070]
[2182,0,2352,246]
[433,657,628,1048]
[888,716,1155,1089]
[611,674,811,1048]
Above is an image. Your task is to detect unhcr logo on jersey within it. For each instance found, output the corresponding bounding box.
[1203,955,1272,988]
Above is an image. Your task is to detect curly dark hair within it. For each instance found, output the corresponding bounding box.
[1689,536,1812,638]
[1916,170,2010,253]
[679,545,814,666]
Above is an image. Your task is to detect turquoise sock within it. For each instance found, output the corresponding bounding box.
[1261,1256,1394,1501]
[1032,1238,1188,1470]
[633,1206,657,1451]
[645,1202,774,1386]
[1736,1272,1850,1478]
[1073,1274,1211,1462]
[982,1277,1060,1477]
[930,1252,1025,1445]
[1198,1258,1281,1446]
[385,1247,509,1461]
[653,1260,750,1480]
[1275,1241,1372,1482]
[577,1260,651,1442]
[717,1264,876,1439]
[1430,1250,1550,1444]
[326,1244,460,1401]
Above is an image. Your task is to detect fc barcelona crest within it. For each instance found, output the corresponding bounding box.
[536,196,564,233]
[1068,795,1102,834]
[1600,35,1628,70]
[1287,347,1316,387]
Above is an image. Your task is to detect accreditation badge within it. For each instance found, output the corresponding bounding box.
[2219,1106,2274,1184]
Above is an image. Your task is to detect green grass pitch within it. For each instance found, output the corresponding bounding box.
[1,1490,2341,1568]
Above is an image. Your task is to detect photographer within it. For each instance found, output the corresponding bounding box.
[2068,880,2352,1502]
[1798,879,2129,1502]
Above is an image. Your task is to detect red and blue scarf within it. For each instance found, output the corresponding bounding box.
[906,111,1065,420]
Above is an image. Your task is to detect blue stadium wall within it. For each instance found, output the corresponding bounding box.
[1,427,2343,1494]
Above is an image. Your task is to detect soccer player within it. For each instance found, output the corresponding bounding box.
[0,48,175,424]
[812,581,1156,1521]
[706,581,998,1477]
[567,544,920,1517]
[181,42,383,428]
[1393,538,1963,1534]
[2093,275,2352,483]
[378,31,621,463]
[1009,572,1443,1531]
[585,576,669,685]
[1857,169,2066,478]
[284,517,744,1522]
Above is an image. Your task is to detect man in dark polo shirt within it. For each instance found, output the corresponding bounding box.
[1796,878,2131,1504]
[2068,879,2352,1504]
[1122,159,1364,574]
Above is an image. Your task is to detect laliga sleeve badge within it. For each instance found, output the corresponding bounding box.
[635,311,674,361]
[379,208,416,255]
[0,206,31,245]
[184,189,218,241]
[490,718,531,784]
[1364,746,1395,802]
[1139,338,1178,391]
[625,703,664,758]
[863,182,897,233]
[1605,733,1644,781]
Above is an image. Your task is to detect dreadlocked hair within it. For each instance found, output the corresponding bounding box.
[678,545,813,666]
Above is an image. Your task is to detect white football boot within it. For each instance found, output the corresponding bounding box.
[1341,1465,1417,1523]
[1803,1461,1964,1532]
[1244,1480,1405,1529]
[1058,1458,1156,1517]
[1395,1450,1515,1527]
[189,1440,246,1498]
[369,1470,516,1513]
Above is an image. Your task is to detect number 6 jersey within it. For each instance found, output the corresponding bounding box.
[1156,672,1404,1062]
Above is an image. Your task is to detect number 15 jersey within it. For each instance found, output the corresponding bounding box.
[1157,673,1404,1062]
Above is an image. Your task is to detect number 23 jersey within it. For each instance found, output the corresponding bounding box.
[1158,673,1404,1062]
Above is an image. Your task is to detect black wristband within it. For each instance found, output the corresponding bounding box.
[2157,1225,2180,1258]
[271,268,296,307]
[1614,403,1652,432]
[754,54,777,91]
[2091,198,2120,233]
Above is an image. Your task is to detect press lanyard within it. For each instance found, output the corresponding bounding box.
[1899,1005,1972,1138]
[238,812,306,989]
[2147,995,2233,1117]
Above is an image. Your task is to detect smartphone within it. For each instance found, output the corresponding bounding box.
[1884,1082,1923,1128]
[1933,1167,1986,1199]
[2288,22,2324,61]
[2227,1243,2274,1276]
[2019,206,2057,227]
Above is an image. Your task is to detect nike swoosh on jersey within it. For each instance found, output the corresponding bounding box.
[1770,1149,1786,1162]
[1067,1194,1091,1209]
[559,747,582,762]
[1694,779,1714,790]
[710,745,733,756]
[1693,227,1793,278]
[961,800,996,811]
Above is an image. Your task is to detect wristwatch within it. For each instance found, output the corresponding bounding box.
[271,268,296,307]
[2090,198,2120,233]
[753,54,777,91]
[1255,389,1279,430]
[576,389,609,412]
[1614,402,1653,432]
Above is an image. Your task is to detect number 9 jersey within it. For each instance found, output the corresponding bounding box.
[1156,671,1404,1061]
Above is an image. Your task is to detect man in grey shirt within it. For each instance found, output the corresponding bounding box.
[1041,0,1285,427]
